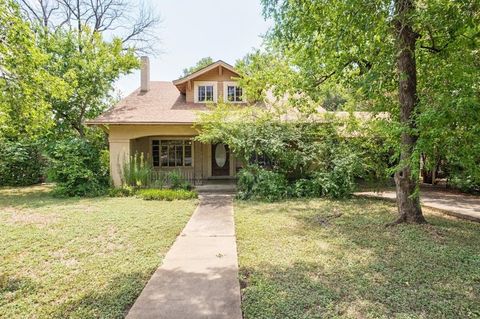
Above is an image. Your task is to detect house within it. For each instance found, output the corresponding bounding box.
[88,57,246,186]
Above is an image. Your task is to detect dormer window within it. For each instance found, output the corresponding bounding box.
[194,81,218,103]
[198,85,214,102]
[224,82,243,103]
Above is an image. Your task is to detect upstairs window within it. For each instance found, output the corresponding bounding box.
[224,82,244,102]
[194,81,217,103]
[227,86,243,102]
[198,85,214,102]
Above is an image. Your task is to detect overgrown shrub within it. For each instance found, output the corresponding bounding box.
[197,103,386,202]
[0,140,45,186]
[237,165,288,201]
[449,172,480,194]
[48,137,109,196]
[237,149,358,201]
[312,150,358,198]
[166,170,192,190]
[137,188,198,201]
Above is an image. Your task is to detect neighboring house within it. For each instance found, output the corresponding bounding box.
[88,57,246,186]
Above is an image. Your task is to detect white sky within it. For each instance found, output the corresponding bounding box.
[114,0,271,97]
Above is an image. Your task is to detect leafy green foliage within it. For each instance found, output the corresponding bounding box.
[0,0,140,197]
[259,0,480,198]
[137,189,198,201]
[0,140,45,186]
[237,166,288,201]
[39,29,138,137]
[197,103,389,201]
[121,155,192,190]
[0,0,68,140]
[47,137,109,196]
[448,171,480,195]
[122,153,157,188]
[166,170,192,190]
[181,57,214,77]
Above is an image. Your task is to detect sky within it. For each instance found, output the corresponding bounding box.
[115,0,272,97]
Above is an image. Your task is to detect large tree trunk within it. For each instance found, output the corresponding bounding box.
[392,0,427,224]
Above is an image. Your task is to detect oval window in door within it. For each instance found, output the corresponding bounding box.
[215,144,227,167]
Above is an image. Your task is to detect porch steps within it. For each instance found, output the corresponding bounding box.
[194,181,237,194]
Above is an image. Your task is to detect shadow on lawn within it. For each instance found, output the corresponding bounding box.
[0,185,104,209]
[48,272,147,318]
[238,197,480,318]
[50,266,241,319]
[0,275,37,297]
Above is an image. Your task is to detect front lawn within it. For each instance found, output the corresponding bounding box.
[0,185,197,318]
[235,198,480,318]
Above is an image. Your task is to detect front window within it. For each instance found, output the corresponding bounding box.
[227,85,243,102]
[198,85,214,102]
[152,139,192,167]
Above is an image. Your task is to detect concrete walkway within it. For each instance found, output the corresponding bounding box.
[126,194,242,319]
[355,188,480,222]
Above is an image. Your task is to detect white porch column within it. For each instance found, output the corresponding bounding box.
[109,139,131,187]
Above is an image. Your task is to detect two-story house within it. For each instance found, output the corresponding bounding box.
[88,57,246,186]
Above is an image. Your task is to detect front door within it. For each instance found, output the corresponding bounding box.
[211,143,230,176]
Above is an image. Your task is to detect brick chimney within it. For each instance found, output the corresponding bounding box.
[140,56,150,92]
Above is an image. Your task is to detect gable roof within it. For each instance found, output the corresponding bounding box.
[172,60,238,86]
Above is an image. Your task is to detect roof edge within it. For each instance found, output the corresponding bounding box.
[172,60,238,85]
[85,121,196,126]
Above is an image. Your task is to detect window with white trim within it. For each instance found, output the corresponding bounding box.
[152,140,192,167]
[227,85,242,102]
[198,85,214,102]
[194,81,217,103]
[223,82,244,102]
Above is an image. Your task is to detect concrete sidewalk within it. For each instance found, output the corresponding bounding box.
[126,194,242,319]
[355,189,480,222]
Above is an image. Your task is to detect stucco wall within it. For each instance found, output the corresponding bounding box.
[108,124,238,186]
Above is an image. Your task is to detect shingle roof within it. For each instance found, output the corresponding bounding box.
[87,80,385,125]
[87,81,205,125]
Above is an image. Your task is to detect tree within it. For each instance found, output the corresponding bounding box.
[39,29,138,137]
[181,57,214,77]
[17,0,161,54]
[260,0,480,224]
[0,0,68,140]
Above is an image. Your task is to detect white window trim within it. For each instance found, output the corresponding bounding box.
[194,81,218,103]
[223,81,244,103]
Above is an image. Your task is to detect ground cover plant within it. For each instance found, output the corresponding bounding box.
[0,185,197,318]
[137,189,198,201]
[235,198,480,318]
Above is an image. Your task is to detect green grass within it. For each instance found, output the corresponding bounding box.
[0,185,197,318]
[235,198,480,319]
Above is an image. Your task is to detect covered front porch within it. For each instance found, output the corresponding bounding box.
[108,124,240,187]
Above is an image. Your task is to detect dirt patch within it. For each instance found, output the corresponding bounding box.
[306,210,343,227]
[4,207,60,227]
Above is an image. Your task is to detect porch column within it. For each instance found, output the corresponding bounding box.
[109,139,131,187]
